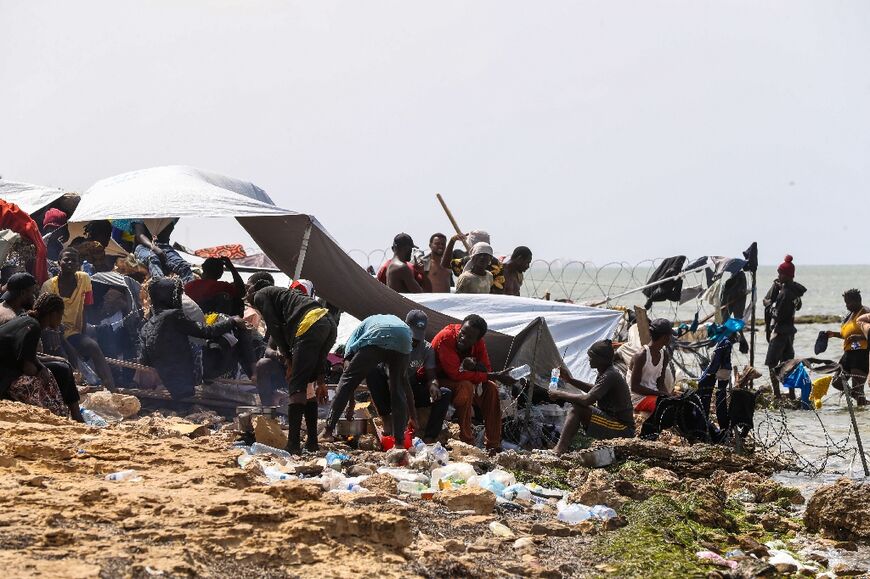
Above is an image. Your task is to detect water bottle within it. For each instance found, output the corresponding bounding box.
[431,443,449,465]
[397,480,427,496]
[549,368,560,390]
[81,408,108,427]
[557,502,592,524]
[105,469,139,482]
[410,437,426,455]
[590,505,617,521]
[263,465,294,482]
[250,442,292,459]
[509,364,531,380]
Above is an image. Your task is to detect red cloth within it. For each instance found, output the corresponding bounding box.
[431,323,492,384]
[376,259,424,286]
[0,201,48,284]
[634,394,658,413]
[193,244,247,259]
[184,279,239,305]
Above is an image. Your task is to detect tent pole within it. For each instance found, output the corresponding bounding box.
[749,270,757,368]
[293,222,313,280]
[589,264,708,307]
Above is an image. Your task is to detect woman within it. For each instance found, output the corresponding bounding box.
[0,312,69,418]
[31,293,85,421]
[827,289,869,406]
[139,278,244,399]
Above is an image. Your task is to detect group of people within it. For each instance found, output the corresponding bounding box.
[763,255,869,406]
[377,230,533,297]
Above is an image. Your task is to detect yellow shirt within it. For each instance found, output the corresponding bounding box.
[41,272,93,338]
[841,307,869,351]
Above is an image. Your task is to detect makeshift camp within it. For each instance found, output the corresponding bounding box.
[0,180,67,215]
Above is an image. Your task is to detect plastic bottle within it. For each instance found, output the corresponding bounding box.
[250,442,292,459]
[105,469,140,482]
[502,484,532,502]
[431,442,449,465]
[325,451,349,467]
[410,437,426,455]
[557,501,593,524]
[509,364,531,381]
[81,408,109,428]
[590,505,617,521]
[397,480,428,497]
[489,521,515,538]
[549,368,560,390]
[263,465,295,482]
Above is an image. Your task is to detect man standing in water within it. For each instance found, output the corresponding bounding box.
[763,255,806,400]
[826,289,869,406]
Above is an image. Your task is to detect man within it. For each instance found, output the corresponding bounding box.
[628,318,672,414]
[825,289,869,406]
[248,279,337,454]
[367,310,453,443]
[549,340,635,453]
[763,255,806,400]
[499,246,532,296]
[322,314,418,443]
[0,272,39,324]
[41,209,69,261]
[442,230,505,293]
[378,233,423,293]
[432,314,517,450]
[41,247,115,388]
[184,257,245,315]
[455,242,494,294]
[113,219,194,282]
[421,233,452,293]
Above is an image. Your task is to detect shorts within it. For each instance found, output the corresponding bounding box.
[633,395,658,414]
[840,349,869,377]
[765,334,795,368]
[586,407,634,439]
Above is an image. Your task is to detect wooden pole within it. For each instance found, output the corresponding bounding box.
[842,378,870,476]
[436,193,471,252]
[749,270,757,368]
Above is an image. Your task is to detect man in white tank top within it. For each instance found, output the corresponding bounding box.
[628,318,673,414]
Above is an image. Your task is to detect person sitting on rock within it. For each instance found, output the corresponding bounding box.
[549,340,635,453]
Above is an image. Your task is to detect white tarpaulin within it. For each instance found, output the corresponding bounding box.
[405,293,622,382]
[71,165,295,222]
[0,180,66,215]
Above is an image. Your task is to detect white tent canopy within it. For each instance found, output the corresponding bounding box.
[71,165,295,222]
[381,293,621,382]
[0,180,67,215]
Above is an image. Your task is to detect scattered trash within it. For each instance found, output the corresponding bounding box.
[80,408,109,428]
[105,469,142,482]
[489,521,515,538]
[80,391,141,422]
[696,550,738,569]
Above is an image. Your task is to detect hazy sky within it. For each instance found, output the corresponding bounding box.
[2,1,868,265]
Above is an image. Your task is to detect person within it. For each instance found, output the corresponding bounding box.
[826,289,869,406]
[431,314,517,450]
[88,287,139,383]
[0,313,70,418]
[248,279,337,455]
[499,246,533,296]
[113,219,194,282]
[322,315,418,443]
[549,340,635,453]
[40,247,115,388]
[378,233,423,293]
[184,257,245,316]
[0,272,39,324]
[290,279,315,298]
[455,242,495,294]
[41,209,69,262]
[628,318,673,414]
[763,255,806,400]
[420,233,452,293]
[367,310,453,443]
[28,293,84,421]
[70,220,116,273]
[442,231,505,293]
[140,278,245,399]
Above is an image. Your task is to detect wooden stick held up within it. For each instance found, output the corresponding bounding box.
[436,193,471,252]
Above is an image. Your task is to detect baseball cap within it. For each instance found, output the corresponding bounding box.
[470,242,494,257]
[405,309,428,341]
[0,272,38,302]
[649,318,674,338]
[393,233,417,248]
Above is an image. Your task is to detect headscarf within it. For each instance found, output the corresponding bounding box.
[149,277,183,313]
[0,315,41,365]
[466,230,490,247]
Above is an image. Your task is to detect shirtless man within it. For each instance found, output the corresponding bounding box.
[422,233,452,293]
[384,233,423,293]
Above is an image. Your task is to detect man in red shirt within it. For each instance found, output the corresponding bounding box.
[184,257,245,315]
[432,315,516,450]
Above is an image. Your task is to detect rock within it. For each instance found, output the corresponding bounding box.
[712,470,804,505]
[253,416,287,449]
[80,390,141,420]
[449,440,489,462]
[804,478,870,540]
[348,464,373,477]
[23,475,50,487]
[641,466,679,484]
[293,461,324,477]
[513,537,536,552]
[568,470,625,509]
[737,535,769,558]
[805,552,828,566]
[528,520,574,537]
[774,563,797,574]
[384,448,410,467]
[833,540,858,552]
[359,473,397,496]
[603,515,628,531]
[436,486,496,515]
[338,492,390,506]
[831,562,866,576]
[575,520,598,535]
[451,515,495,528]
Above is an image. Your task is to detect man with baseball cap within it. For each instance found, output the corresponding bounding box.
[377,233,423,293]
[0,272,39,325]
[455,242,494,294]
[367,310,453,443]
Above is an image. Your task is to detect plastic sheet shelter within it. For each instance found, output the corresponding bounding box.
[0,180,67,215]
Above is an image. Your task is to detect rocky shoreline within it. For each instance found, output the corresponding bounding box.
[0,401,867,578]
